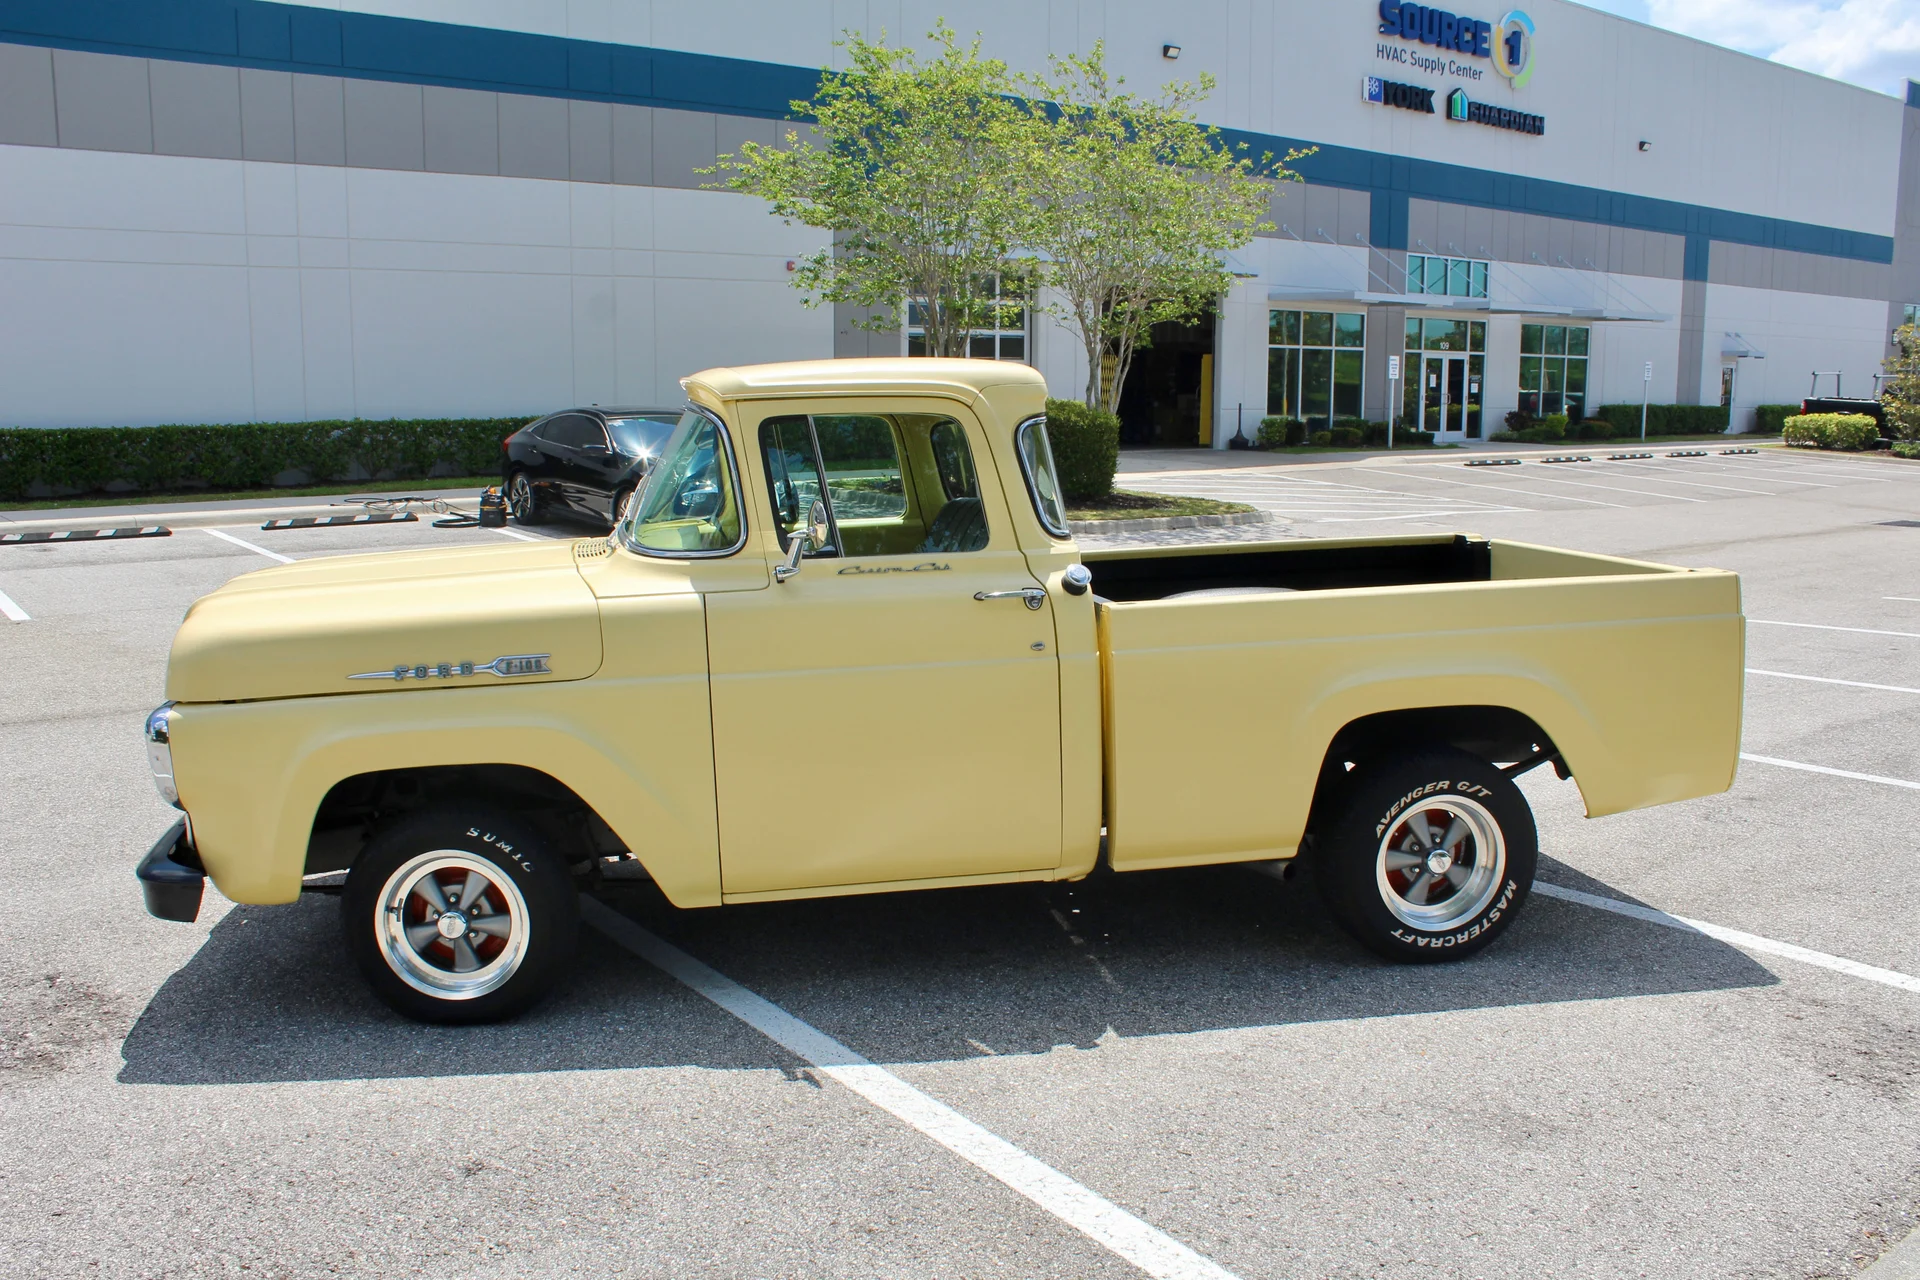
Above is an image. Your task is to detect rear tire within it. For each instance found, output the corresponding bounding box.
[342,806,577,1023]
[1313,748,1536,962]
[506,471,547,525]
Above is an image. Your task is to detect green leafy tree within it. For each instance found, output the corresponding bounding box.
[704,24,1033,357]
[1017,45,1299,411]
[1885,320,1920,442]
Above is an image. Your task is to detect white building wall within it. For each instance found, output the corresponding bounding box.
[0,142,829,427]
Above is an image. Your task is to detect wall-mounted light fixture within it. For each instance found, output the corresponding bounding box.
[1162,43,1181,59]
[1637,140,1651,152]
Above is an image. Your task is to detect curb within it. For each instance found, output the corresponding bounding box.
[0,492,490,535]
[1070,510,1281,536]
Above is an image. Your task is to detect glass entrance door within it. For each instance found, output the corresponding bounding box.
[1422,356,1464,438]
[1417,354,1483,440]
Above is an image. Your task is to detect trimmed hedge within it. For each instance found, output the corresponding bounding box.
[1783,413,1877,451]
[1750,405,1797,435]
[1042,399,1120,501]
[0,418,528,501]
[1592,403,1730,437]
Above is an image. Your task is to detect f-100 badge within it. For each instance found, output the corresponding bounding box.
[348,654,552,682]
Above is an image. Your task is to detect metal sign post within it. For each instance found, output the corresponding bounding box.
[1641,361,1652,442]
[1387,355,1401,449]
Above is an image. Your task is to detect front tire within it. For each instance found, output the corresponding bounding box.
[1314,748,1536,962]
[342,807,577,1023]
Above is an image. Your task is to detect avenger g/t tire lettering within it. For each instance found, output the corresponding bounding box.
[1314,748,1537,962]
[342,806,577,1023]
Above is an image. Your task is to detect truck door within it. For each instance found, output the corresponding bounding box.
[704,403,1064,896]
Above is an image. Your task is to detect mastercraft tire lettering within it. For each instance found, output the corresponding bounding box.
[1314,748,1538,962]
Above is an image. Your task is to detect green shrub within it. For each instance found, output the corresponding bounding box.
[1257,416,1308,449]
[1750,405,1796,435]
[1893,441,1920,460]
[1400,429,1437,447]
[1539,414,1569,438]
[1783,413,1877,451]
[1042,399,1120,500]
[1309,430,1332,447]
[1572,419,1614,441]
[0,417,529,502]
[1328,426,1363,448]
[1594,403,1730,437]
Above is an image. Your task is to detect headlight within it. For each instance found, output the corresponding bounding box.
[145,702,181,809]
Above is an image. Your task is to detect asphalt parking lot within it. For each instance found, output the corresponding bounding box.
[4,448,1920,1279]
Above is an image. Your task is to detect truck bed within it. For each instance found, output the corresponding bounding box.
[1087,535,1745,873]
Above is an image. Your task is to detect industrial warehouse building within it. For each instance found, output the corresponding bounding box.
[0,1,1915,447]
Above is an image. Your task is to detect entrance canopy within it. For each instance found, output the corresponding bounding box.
[1264,287,1669,323]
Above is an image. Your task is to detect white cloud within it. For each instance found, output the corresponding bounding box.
[1638,0,1920,97]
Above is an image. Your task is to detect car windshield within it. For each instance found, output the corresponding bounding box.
[606,415,679,460]
[618,409,743,556]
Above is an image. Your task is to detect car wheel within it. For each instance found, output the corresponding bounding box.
[506,471,546,525]
[609,485,635,528]
[1313,748,1536,962]
[342,806,578,1023]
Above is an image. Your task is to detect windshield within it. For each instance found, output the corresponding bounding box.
[618,408,744,556]
[606,415,679,460]
[1015,417,1070,538]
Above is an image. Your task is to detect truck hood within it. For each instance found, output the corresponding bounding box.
[166,540,603,703]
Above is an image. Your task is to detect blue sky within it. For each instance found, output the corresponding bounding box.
[1574,0,1917,98]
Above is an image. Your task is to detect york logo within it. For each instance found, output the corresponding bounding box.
[1364,76,1435,114]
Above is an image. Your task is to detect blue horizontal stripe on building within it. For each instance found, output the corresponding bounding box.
[0,0,1896,276]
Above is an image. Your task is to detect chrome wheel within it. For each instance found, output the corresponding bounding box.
[1374,795,1507,932]
[507,473,536,520]
[375,851,530,1001]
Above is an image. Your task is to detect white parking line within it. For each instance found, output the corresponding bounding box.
[1594,463,1790,496]
[490,526,543,542]
[1747,668,1920,695]
[1537,882,1920,996]
[1740,752,1920,792]
[201,527,295,564]
[1363,466,1617,507]
[0,587,28,621]
[580,897,1241,1280]
[1885,597,1920,603]
[1750,619,1920,640]
[1497,470,1708,502]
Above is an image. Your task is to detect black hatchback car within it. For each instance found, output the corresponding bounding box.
[501,407,682,527]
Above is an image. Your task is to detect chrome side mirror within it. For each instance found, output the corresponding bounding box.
[775,499,832,583]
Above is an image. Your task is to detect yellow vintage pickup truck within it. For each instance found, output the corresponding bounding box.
[138,359,1745,1021]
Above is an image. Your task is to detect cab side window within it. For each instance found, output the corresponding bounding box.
[758,416,827,553]
[757,413,991,558]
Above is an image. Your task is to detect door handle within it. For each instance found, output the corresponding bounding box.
[975,588,1047,611]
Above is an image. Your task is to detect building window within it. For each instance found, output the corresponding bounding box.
[906,273,1029,360]
[1903,303,1920,331]
[1402,318,1487,437]
[1519,324,1590,419]
[1408,255,1489,299]
[1268,310,1365,425]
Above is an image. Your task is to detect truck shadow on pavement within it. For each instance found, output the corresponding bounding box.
[119,856,1778,1086]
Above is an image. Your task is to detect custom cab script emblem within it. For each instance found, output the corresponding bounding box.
[348,654,552,682]
[836,561,953,575]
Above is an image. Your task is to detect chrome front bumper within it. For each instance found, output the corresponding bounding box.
[137,818,204,923]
